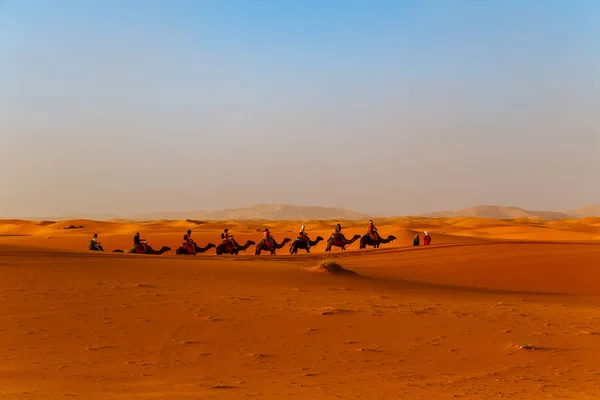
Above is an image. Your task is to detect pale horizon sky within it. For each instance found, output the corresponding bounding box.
[1,0,599,218]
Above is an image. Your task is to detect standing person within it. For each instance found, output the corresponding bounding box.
[423,231,431,245]
[299,225,310,251]
[413,234,420,246]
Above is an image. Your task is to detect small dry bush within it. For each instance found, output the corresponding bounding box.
[308,259,358,276]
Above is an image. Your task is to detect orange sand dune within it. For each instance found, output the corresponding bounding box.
[1,216,597,253]
[2,241,600,398]
[1,218,600,398]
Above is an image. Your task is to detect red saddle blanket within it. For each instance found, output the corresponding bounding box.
[183,242,194,254]
[135,244,146,254]
[331,234,343,247]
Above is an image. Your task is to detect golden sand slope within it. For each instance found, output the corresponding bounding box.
[1,218,600,398]
[1,242,600,399]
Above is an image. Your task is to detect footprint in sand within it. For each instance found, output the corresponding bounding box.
[247,353,270,359]
[133,283,158,288]
[178,340,201,346]
[87,345,115,351]
[320,307,351,315]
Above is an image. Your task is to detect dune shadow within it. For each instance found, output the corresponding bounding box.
[0,234,31,237]
[38,221,56,226]
[359,274,570,297]
[186,219,207,225]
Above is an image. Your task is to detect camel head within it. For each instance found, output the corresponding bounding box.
[315,236,324,242]
[282,238,291,245]
[352,234,361,240]
[387,235,397,241]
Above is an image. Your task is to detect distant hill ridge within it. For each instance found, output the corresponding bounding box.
[5,203,600,221]
[131,203,370,221]
[422,205,600,221]
[567,204,600,218]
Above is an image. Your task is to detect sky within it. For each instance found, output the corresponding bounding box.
[1,0,598,218]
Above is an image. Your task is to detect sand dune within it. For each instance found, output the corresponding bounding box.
[1,216,598,252]
[1,217,600,398]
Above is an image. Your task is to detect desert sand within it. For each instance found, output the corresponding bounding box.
[1,217,600,399]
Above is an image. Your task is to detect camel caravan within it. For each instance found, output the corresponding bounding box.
[87,220,414,256]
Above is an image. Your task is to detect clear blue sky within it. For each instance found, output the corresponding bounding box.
[1,0,598,217]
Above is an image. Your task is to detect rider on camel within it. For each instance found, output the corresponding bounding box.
[331,223,343,242]
[183,229,195,253]
[299,225,310,251]
[134,232,149,253]
[368,220,382,241]
[222,228,238,250]
[90,233,103,251]
[263,228,275,249]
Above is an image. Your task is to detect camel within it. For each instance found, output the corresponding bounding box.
[255,238,291,255]
[359,234,397,249]
[130,244,171,254]
[176,242,216,255]
[325,233,361,252]
[113,244,171,255]
[215,240,255,255]
[289,236,324,254]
